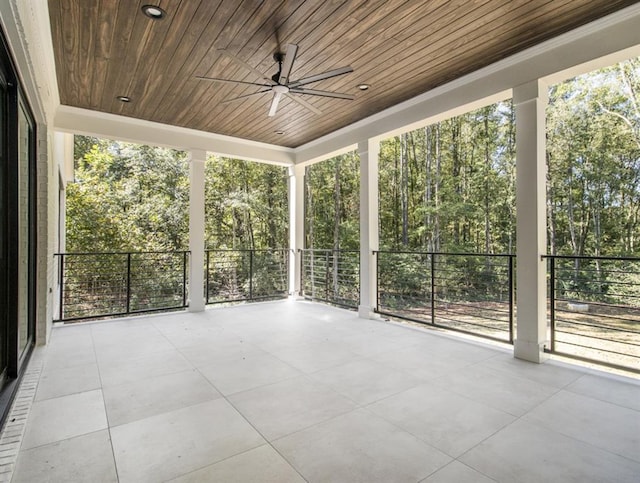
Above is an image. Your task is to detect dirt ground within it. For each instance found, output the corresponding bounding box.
[378,299,639,372]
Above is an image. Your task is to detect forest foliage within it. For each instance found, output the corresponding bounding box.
[67,58,640,259]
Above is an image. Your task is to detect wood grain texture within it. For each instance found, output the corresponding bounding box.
[48,0,639,147]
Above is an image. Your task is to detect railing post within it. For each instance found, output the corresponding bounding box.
[182,251,188,307]
[325,250,329,302]
[508,255,514,344]
[126,253,131,314]
[205,250,210,304]
[58,254,64,321]
[249,250,254,300]
[374,251,379,312]
[430,253,436,325]
[285,249,290,294]
[299,249,304,298]
[549,256,556,352]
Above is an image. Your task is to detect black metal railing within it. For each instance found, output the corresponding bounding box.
[300,249,360,308]
[545,255,640,373]
[54,251,189,322]
[205,249,289,304]
[375,251,515,343]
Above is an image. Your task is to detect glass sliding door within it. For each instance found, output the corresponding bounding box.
[0,26,36,428]
[16,101,33,358]
[0,70,7,386]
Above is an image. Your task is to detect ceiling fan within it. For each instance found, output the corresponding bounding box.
[196,44,354,117]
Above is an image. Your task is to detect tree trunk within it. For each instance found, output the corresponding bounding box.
[333,158,341,296]
[483,113,492,256]
[305,166,315,297]
[424,126,432,251]
[401,133,409,246]
[434,124,441,252]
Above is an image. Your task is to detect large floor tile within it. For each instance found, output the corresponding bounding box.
[333,332,414,357]
[310,358,423,405]
[460,419,640,483]
[566,373,640,411]
[12,430,117,483]
[268,341,359,373]
[368,383,515,457]
[98,348,193,386]
[158,324,235,349]
[199,350,302,395]
[90,325,158,349]
[370,341,495,381]
[169,444,305,482]
[432,364,559,416]
[43,343,96,371]
[22,389,108,450]
[229,375,357,440]
[241,330,325,353]
[178,339,265,368]
[103,369,221,426]
[421,461,496,483]
[35,362,101,401]
[477,353,585,388]
[111,399,265,483]
[93,328,176,364]
[274,408,451,482]
[49,324,94,343]
[524,389,640,462]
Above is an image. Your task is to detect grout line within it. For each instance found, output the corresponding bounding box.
[220,393,311,483]
[91,325,121,483]
[0,356,43,481]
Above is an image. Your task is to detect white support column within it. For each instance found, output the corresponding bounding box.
[288,164,305,297]
[514,80,549,363]
[358,139,380,318]
[189,150,207,312]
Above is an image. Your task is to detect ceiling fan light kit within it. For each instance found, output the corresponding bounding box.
[197,44,355,117]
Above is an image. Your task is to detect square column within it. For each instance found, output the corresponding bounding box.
[188,150,207,312]
[288,164,305,297]
[358,139,380,318]
[514,80,549,363]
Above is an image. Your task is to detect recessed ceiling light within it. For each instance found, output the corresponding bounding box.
[142,5,166,19]
[116,95,131,103]
[275,130,285,135]
[358,84,370,91]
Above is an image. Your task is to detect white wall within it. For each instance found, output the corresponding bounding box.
[0,0,60,344]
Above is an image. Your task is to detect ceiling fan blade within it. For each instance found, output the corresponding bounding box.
[278,44,298,85]
[221,89,272,105]
[269,92,283,117]
[285,92,322,115]
[289,66,353,88]
[217,49,276,85]
[195,76,272,88]
[289,87,354,100]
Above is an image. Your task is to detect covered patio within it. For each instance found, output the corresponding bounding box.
[0,1,640,481]
[9,301,640,482]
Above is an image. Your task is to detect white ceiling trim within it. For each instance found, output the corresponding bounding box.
[54,105,295,166]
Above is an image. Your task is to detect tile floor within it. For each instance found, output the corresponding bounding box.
[9,300,640,482]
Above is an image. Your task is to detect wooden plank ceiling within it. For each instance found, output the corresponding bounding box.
[48,0,637,148]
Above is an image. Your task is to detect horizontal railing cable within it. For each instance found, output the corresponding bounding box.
[54,251,189,322]
[545,254,640,373]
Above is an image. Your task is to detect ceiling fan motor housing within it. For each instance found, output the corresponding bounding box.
[197,45,354,116]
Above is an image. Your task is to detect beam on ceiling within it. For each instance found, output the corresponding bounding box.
[54,106,295,166]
